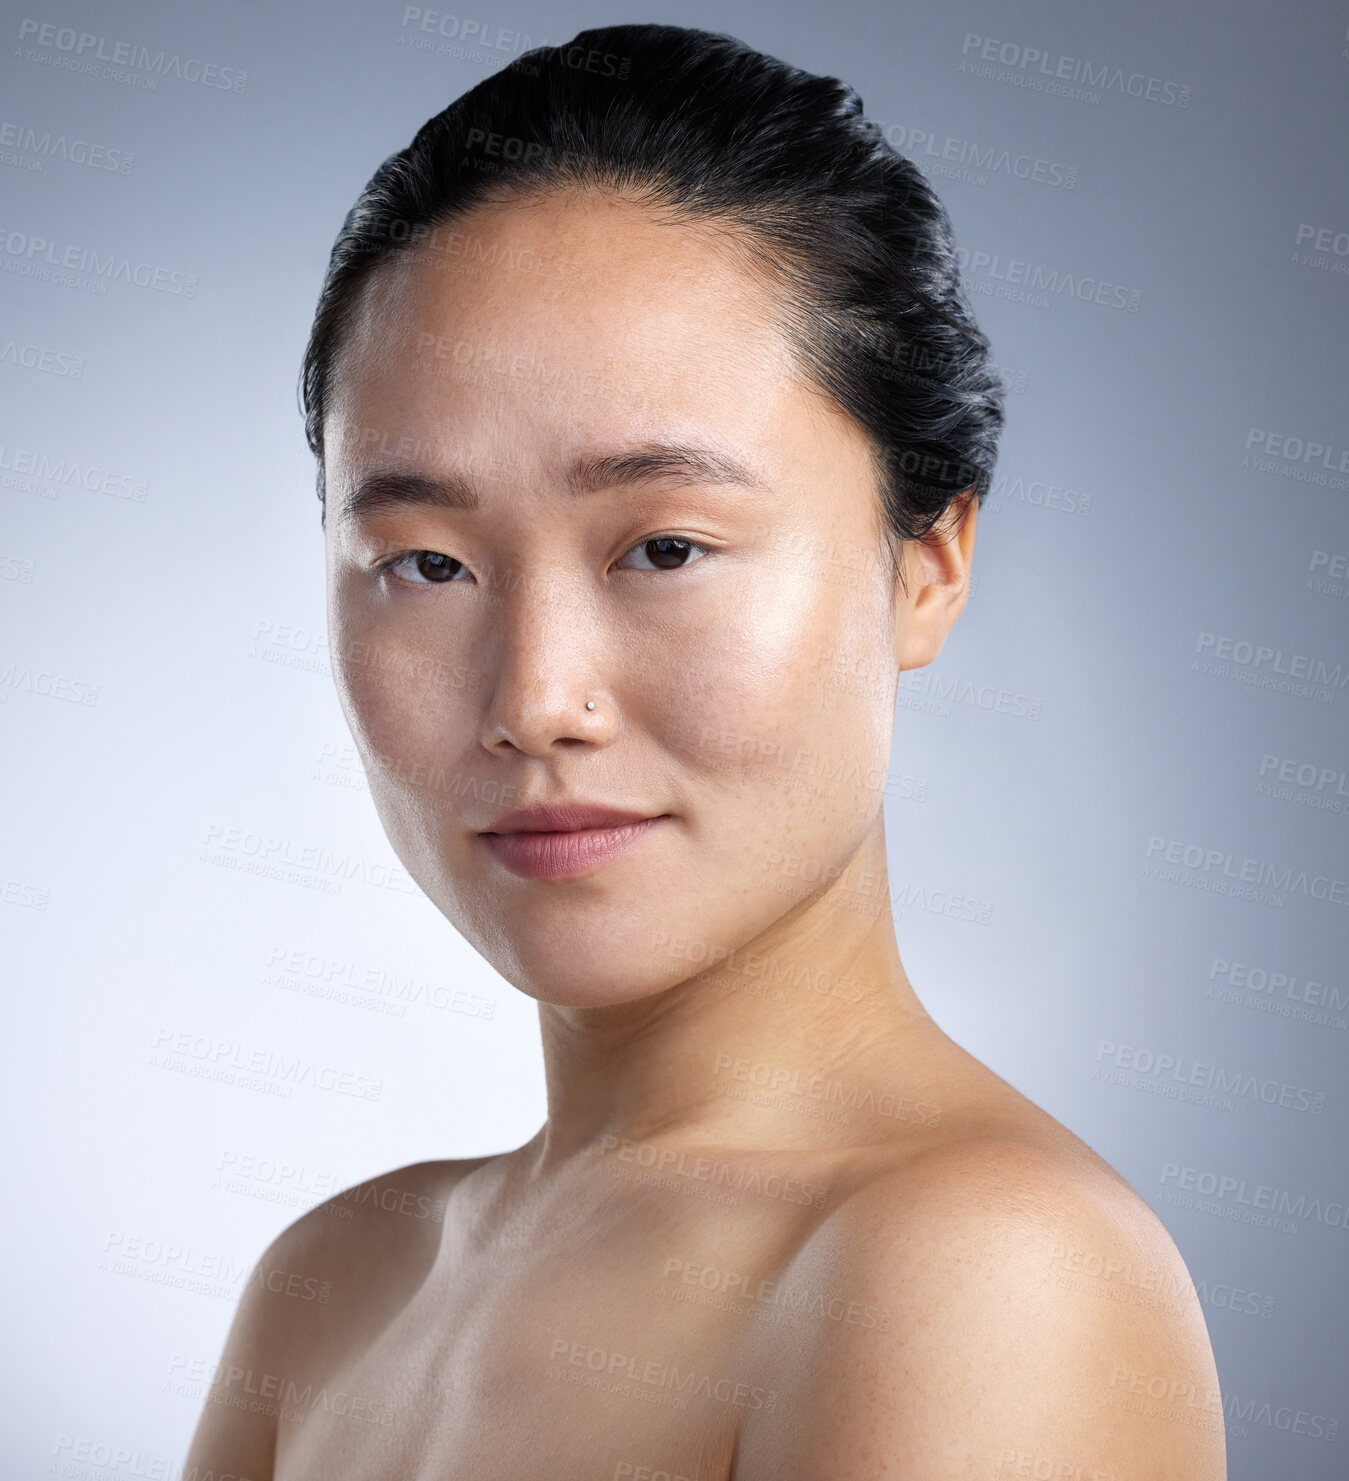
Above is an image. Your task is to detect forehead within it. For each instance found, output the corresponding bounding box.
[325,191,814,478]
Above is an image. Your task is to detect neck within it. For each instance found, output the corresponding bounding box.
[529,817,946,1171]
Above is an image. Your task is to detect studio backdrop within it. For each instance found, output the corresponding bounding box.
[2,1,1346,1477]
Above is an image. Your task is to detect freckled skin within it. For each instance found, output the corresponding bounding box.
[186,192,1226,1480]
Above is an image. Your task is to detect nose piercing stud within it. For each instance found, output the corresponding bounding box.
[586,701,595,711]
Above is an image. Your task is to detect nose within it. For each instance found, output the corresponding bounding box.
[478,579,620,756]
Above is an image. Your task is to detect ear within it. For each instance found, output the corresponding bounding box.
[892,491,978,673]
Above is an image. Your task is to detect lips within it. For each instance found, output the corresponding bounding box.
[482,803,656,835]
[477,803,668,880]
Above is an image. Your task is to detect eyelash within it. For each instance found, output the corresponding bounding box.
[374,535,714,586]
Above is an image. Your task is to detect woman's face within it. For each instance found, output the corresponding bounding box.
[324,190,943,1007]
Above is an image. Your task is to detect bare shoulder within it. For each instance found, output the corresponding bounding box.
[183,1155,496,1479]
[737,1131,1227,1480]
[274,1154,491,1280]
[243,1154,497,1346]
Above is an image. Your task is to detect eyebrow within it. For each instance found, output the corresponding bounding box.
[336,442,770,525]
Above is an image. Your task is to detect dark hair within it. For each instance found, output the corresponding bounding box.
[299,22,1006,569]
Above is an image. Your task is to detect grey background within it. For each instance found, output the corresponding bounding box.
[2,0,1346,1474]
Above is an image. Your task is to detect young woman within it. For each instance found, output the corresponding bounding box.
[187,23,1226,1480]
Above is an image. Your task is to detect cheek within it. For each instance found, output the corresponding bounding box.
[331,634,492,898]
[343,662,483,785]
[328,588,483,780]
[650,562,894,829]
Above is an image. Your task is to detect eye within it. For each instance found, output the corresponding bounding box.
[616,536,711,572]
[377,550,470,586]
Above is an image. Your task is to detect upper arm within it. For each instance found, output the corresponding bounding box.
[181,1221,298,1481]
[182,1157,467,1478]
[740,1141,1227,1481]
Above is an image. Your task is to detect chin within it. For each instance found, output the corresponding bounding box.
[472,902,688,1008]
[389,842,633,991]
[515,966,674,1010]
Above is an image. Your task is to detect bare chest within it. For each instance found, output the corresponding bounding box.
[272,1204,796,1481]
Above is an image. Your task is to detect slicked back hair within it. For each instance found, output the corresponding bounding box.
[300,22,1006,576]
